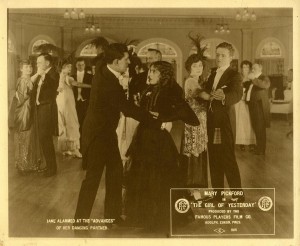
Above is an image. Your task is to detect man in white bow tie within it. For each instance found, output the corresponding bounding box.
[31,53,59,177]
[205,42,244,202]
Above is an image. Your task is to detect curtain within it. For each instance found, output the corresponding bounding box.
[255,58,284,76]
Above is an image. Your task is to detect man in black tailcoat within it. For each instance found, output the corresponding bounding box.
[246,63,270,155]
[205,42,244,201]
[74,43,162,225]
[31,53,59,177]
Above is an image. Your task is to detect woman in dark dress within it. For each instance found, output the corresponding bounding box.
[125,61,199,232]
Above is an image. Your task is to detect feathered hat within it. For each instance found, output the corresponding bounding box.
[187,32,207,60]
[90,36,109,49]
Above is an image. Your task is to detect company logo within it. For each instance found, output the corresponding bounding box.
[214,228,225,234]
[258,196,273,211]
[174,198,190,213]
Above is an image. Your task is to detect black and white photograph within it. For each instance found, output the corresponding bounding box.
[1,1,299,245]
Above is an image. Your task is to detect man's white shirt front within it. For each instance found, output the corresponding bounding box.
[36,67,51,105]
[212,65,230,91]
[246,72,262,101]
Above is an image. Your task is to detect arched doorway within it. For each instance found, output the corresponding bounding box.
[255,37,286,75]
[75,37,116,71]
[255,37,286,99]
[27,35,59,72]
[75,37,116,58]
[136,38,183,86]
[28,35,57,56]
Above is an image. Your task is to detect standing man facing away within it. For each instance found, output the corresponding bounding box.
[31,53,59,177]
[205,42,244,202]
[246,63,270,155]
[74,43,162,226]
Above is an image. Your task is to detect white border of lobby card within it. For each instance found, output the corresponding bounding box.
[0,0,299,246]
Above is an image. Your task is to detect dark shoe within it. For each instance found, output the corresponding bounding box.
[240,145,246,151]
[254,150,265,155]
[249,145,255,152]
[112,216,127,227]
[250,145,257,152]
[44,170,57,177]
[37,168,48,173]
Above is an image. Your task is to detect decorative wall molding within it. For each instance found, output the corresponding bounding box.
[9,13,292,31]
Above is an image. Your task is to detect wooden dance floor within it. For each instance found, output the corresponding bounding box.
[7,117,293,238]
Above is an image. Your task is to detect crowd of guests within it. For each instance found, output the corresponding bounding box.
[9,35,285,234]
[9,54,93,176]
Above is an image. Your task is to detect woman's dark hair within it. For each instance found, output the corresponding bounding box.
[240,60,252,70]
[104,43,128,64]
[19,59,32,70]
[139,63,148,73]
[185,54,205,73]
[150,61,175,88]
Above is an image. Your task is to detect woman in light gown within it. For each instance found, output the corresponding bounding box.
[56,62,91,158]
[182,54,211,188]
[235,60,256,150]
[9,60,44,174]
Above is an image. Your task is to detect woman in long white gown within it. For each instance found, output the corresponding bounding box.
[56,62,91,157]
[235,60,256,150]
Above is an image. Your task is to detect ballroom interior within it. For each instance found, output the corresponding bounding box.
[7,8,294,239]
